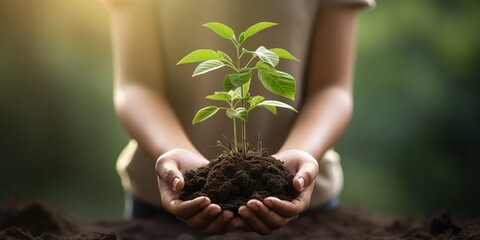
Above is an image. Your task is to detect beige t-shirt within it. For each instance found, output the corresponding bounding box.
[117,0,375,208]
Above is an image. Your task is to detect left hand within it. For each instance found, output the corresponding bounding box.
[237,149,319,235]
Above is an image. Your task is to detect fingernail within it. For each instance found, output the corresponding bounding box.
[172,177,180,190]
[264,199,273,208]
[248,201,259,211]
[240,208,250,218]
[223,211,233,221]
[209,207,221,216]
[298,177,305,190]
[199,197,210,207]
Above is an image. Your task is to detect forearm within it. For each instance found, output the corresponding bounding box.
[115,85,200,159]
[278,6,360,160]
[108,1,200,159]
[278,86,352,160]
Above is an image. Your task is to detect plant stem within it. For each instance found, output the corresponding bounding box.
[235,44,247,156]
[242,116,246,156]
[233,117,238,152]
[236,46,241,71]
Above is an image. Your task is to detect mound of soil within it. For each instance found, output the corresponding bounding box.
[180,149,298,211]
[0,201,116,240]
[1,201,480,240]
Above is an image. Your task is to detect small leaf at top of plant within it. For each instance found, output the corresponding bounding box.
[192,106,220,125]
[238,32,246,44]
[202,22,235,40]
[206,92,232,102]
[193,60,225,77]
[241,22,277,44]
[255,46,279,67]
[269,48,299,61]
[257,100,297,113]
[217,51,233,64]
[256,61,296,100]
[177,49,222,65]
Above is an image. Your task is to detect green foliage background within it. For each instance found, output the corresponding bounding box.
[1,0,479,219]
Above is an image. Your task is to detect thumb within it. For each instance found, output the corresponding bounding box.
[293,156,318,192]
[156,158,185,192]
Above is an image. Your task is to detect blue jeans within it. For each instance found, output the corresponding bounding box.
[126,195,339,220]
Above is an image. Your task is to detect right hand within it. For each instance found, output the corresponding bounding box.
[155,149,235,235]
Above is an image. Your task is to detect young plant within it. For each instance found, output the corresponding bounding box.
[177,22,299,156]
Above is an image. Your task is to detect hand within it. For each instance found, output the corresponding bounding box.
[155,148,235,235]
[237,149,319,235]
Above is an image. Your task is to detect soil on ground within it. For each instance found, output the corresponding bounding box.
[180,149,298,211]
[1,201,480,240]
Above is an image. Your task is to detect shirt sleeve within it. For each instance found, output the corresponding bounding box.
[320,0,376,10]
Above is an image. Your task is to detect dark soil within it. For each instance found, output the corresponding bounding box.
[180,149,298,211]
[1,201,480,240]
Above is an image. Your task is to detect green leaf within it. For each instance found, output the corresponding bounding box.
[258,100,298,113]
[224,75,234,91]
[206,92,232,102]
[193,60,224,77]
[229,68,252,88]
[261,105,277,115]
[238,32,246,44]
[217,51,233,64]
[235,107,249,121]
[241,22,277,43]
[233,87,242,99]
[256,61,296,100]
[226,108,236,119]
[227,90,237,98]
[177,49,221,64]
[248,95,265,107]
[202,22,235,40]
[269,48,299,61]
[242,79,251,98]
[226,107,248,120]
[255,46,279,67]
[192,106,220,125]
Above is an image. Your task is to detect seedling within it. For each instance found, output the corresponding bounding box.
[177,22,299,156]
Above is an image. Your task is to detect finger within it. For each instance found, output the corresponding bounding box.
[183,203,222,229]
[293,158,318,192]
[166,196,211,220]
[246,199,290,230]
[156,158,184,192]
[201,210,235,235]
[238,205,273,235]
[263,197,302,218]
[226,216,252,232]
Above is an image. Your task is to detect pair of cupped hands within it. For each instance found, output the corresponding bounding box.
[155,149,319,235]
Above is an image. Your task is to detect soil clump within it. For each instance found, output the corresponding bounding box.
[180,148,298,211]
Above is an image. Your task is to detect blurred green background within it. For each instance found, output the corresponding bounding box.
[1,0,479,220]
